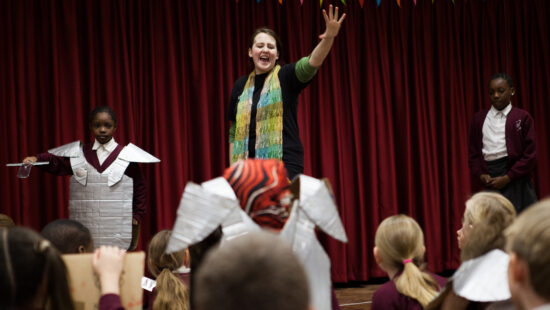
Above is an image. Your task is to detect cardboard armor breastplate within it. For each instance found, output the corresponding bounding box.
[68,149,133,249]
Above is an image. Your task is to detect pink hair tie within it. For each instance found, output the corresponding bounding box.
[402,258,413,265]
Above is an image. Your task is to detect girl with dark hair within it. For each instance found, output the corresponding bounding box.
[22,106,160,250]
[227,5,346,179]
[0,226,75,309]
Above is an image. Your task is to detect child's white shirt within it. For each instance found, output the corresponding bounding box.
[92,138,118,165]
[482,103,512,161]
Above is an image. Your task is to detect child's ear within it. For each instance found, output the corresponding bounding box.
[508,253,528,285]
[373,247,382,265]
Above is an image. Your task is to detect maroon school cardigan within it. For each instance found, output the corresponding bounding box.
[468,106,536,180]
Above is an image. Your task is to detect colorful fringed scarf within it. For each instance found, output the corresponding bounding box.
[232,65,283,163]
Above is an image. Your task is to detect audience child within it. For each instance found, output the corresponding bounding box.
[194,231,310,310]
[430,192,517,310]
[371,214,446,310]
[146,230,189,310]
[505,198,550,310]
[468,73,537,213]
[457,192,516,262]
[22,106,159,250]
[0,226,75,309]
[41,218,94,254]
[223,158,341,310]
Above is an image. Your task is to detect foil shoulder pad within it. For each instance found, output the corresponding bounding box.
[48,141,81,157]
[119,143,160,163]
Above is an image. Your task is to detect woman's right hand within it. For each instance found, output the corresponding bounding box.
[22,156,37,164]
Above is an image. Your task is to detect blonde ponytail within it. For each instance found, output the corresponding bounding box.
[148,230,189,310]
[375,215,441,307]
[153,269,189,310]
[394,260,439,307]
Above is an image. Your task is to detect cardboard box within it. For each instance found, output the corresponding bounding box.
[62,252,145,310]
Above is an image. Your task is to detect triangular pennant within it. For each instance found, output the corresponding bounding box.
[377,0,381,6]
[397,0,401,7]
[359,0,364,7]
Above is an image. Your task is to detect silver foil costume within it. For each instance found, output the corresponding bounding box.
[167,175,347,310]
[48,141,160,249]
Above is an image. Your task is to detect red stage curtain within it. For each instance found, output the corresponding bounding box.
[1,0,549,282]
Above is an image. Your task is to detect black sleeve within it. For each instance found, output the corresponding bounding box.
[278,63,311,94]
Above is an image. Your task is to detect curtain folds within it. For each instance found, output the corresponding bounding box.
[1,0,549,282]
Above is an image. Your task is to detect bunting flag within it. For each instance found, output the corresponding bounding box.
[236,0,485,7]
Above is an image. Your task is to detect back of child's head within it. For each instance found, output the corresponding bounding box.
[375,214,440,307]
[89,105,117,125]
[0,213,15,228]
[489,72,515,88]
[461,192,516,261]
[0,226,74,309]
[506,198,550,301]
[194,231,310,310]
[41,219,93,254]
[147,229,189,310]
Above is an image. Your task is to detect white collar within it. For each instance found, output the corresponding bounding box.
[92,138,118,152]
[489,103,512,117]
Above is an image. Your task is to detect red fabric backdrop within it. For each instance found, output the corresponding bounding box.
[1,0,549,282]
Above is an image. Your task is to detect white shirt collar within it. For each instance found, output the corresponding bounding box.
[92,138,118,152]
[489,102,512,118]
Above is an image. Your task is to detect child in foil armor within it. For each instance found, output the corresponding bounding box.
[23,106,159,250]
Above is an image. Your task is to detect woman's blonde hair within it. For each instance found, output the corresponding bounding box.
[375,215,440,307]
[147,230,189,310]
[460,192,516,261]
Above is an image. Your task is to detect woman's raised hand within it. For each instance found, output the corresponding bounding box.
[319,5,346,40]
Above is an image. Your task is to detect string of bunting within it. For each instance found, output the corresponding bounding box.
[247,0,487,7]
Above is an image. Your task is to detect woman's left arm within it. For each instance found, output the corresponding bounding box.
[309,5,346,67]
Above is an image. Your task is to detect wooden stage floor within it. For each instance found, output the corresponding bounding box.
[335,283,382,310]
